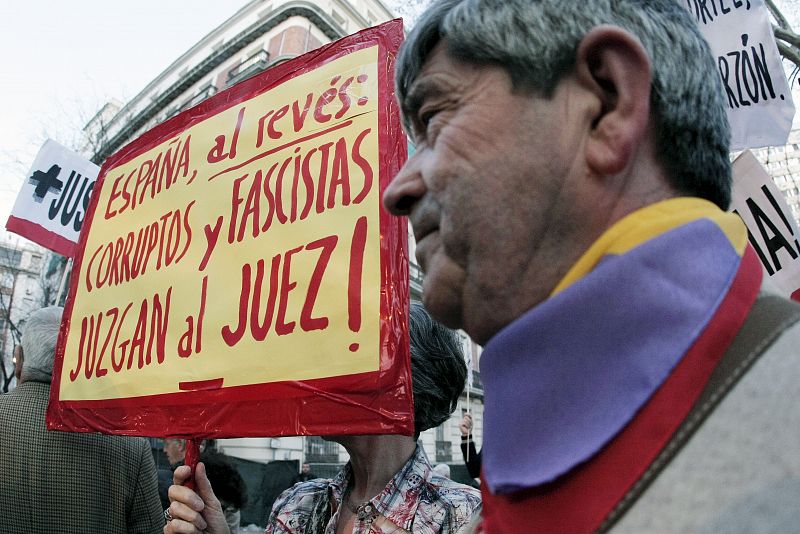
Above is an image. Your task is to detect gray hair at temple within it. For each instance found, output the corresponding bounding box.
[396,0,732,209]
[409,301,467,438]
[20,306,63,383]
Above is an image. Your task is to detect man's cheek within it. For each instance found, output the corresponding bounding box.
[421,252,466,329]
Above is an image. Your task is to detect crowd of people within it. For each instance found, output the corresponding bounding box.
[3,0,800,532]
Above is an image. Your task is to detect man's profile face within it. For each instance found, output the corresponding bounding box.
[163,438,185,466]
[383,42,581,344]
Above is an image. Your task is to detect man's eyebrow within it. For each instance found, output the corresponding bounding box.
[403,77,448,118]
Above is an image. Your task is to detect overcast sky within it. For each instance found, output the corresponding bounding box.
[0,0,797,244]
[0,1,256,229]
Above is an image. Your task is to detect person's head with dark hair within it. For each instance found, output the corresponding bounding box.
[200,449,247,510]
[409,301,467,438]
[198,449,247,532]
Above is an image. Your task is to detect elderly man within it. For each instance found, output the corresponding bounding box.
[383,1,800,533]
[0,306,164,533]
[164,302,481,533]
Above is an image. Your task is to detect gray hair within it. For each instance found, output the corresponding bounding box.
[20,306,63,383]
[409,302,467,438]
[397,0,732,209]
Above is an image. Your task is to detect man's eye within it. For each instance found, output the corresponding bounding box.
[420,110,438,128]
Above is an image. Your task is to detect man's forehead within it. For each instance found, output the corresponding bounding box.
[409,42,456,88]
[403,43,472,110]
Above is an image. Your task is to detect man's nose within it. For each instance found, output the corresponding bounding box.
[383,155,426,216]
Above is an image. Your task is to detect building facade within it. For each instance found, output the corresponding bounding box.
[0,239,47,392]
[88,0,396,163]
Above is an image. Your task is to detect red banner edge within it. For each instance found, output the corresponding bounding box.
[6,215,76,257]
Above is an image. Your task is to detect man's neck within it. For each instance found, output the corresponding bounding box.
[337,434,417,502]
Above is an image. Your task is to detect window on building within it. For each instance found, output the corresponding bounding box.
[257,3,274,19]
[0,248,22,268]
[180,82,218,111]
[435,423,452,462]
[331,8,348,30]
[227,49,270,85]
[305,436,339,463]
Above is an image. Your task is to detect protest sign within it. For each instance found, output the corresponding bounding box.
[731,150,800,301]
[6,139,99,257]
[684,0,795,150]
[46,20,413,438]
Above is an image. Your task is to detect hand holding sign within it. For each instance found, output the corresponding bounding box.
[165,463,226,534]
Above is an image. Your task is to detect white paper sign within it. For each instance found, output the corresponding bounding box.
[6,139,99,257]
[684,0,795,150]
[731,150,800,301]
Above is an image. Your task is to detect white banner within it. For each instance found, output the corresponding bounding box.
[731,150,800,301]
[684,0,795,150]
[6,139,99,257]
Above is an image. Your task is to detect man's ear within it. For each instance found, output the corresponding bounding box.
[574,26,652,176]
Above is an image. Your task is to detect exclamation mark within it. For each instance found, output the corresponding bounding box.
[762,185,800,255]
[348,216,368,352]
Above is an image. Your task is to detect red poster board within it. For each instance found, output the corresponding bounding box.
[46,20,411,439]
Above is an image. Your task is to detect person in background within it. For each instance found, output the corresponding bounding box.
[0,306,164,534]
[163,302,481,533]
[164,438,189,468]
[382,0,800,532]
[433,463,452,478]
[458,413,481,480]
[293,463,317,484]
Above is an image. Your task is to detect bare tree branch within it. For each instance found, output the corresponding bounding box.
[776,26,800,50]
[766,0,792,30]
[777,40,800,70]
[764,1,800,75]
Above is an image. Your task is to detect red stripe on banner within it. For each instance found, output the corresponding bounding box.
[791,288,800,303]
[47,370,412,437]
[479,245,763,534]
[179,378,224,391]
[6,216,76,257]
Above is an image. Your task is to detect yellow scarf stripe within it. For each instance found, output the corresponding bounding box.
[552,197,748,297]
